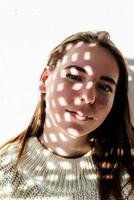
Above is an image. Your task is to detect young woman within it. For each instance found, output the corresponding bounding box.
[0,31,134,200]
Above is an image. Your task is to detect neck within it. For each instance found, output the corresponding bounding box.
[39,117,92,158]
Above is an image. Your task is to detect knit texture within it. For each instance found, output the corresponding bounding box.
[0,136,133,200]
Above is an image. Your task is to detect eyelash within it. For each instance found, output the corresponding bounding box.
[66,73,83,82]
[66,73,113,93]
[97,83,112,93]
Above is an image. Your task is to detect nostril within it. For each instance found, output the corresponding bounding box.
[80,93,96,105]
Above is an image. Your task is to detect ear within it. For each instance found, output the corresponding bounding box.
[39,67,49,93]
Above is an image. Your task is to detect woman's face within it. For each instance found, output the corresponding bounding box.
[44,42,119,138]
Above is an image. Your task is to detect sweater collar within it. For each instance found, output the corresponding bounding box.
[18,136,98,193]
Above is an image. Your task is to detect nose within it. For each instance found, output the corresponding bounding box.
[80,82,96,104]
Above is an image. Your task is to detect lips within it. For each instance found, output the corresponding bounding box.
[67,110,92,121]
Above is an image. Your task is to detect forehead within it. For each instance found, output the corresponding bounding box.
[56,42,119,77]
[63,42,114,64]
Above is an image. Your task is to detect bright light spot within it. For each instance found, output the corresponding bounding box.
[35,176,44,185]
[35,176,44,181]
[11,152,16,160]
[50,115,58,127]
[56,60,61,67]
[86,173,97,180]
[122,173,129,179]
[65,174,76,180]
[75,41,84,48]
[79,161,86,168]
[64,112,71,122]
[42,134,48,144]
[106,175,113,179]
[128,75,132,81]
[89,43,97,47]
[52,72,57,82]
[72,83,82,90]
[35,166,42,171]
[22,169,28,175]
[71,53,78,62]
[47,161,56,170]
[67,128,79,137]
[51,99,56,108]
[86,81,93,89]
[36,149,41,154]
[49,133,58,142]
[57,83,64,91]
[80,161,93,169]
[104,152,109,156]
[56,147,67,155]
[117,148,124,156]
[59,132,68,142]
[3,184,13,193]
[46,118,51,128]
[74,97,81,105]
[60,161,72,169]
[62,55,68,64]
[84,52,90,60]
[46,99,50,109]
[58,97,67,106]
[60,69,66,78]
[70,67,79,75]
[84,150,93,157]
[84,65,93,75]
[66,43,73,51]
[28,142,32,147]
[55,113,61,122]
[23,185,28,191]
[27,179,34,186]
[42,149,51,157]
[46,174,59,182]
[107,162,111,169]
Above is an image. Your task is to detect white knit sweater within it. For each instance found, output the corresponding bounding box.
[0,136,133,200]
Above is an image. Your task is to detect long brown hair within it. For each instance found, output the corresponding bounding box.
[1,31,134,200]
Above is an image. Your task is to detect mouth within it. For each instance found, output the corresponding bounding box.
[66,110,93,121]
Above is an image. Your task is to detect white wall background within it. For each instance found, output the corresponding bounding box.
[0,0,134,144]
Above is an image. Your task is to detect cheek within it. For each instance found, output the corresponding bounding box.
[46,83,74,111]
[55,81,76,102]
[96,95,115,116]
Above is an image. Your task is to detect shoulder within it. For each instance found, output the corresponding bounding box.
[0,140,22,169]
[0,140,22,198]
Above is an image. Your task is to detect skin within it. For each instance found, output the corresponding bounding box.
[39,43,119,158]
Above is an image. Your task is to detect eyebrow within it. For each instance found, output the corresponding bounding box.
[100,76,117,85]
[65,65,117,85]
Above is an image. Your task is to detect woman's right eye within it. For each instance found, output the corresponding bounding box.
[66,73,83,82]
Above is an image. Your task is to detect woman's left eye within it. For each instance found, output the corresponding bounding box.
[66,73,83,82]
[97,83,113,93]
